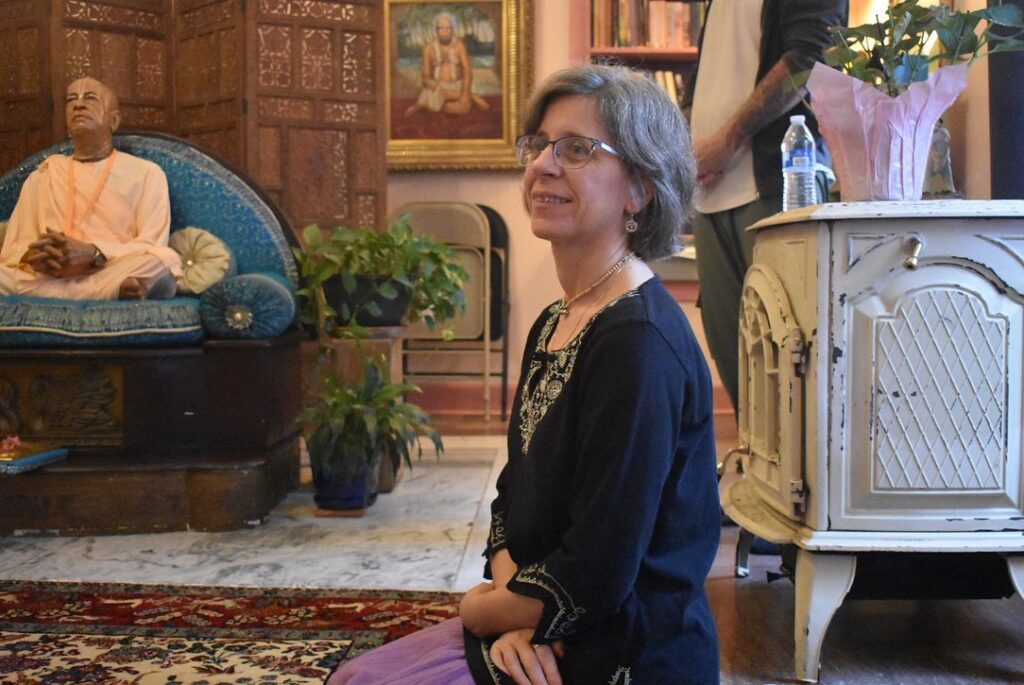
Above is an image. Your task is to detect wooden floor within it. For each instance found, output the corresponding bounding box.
[438,413,1024,684]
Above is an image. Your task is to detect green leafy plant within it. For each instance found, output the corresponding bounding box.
[293,215,468,340]
[825,0,1024,97]
[300,358,442,482]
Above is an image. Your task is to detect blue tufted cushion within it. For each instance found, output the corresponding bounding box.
[199,272,296,340]
[0,296,204,347]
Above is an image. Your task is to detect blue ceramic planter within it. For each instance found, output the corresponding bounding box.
[312,462,379,511]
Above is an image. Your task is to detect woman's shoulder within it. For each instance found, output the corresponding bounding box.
[594,278,694,341]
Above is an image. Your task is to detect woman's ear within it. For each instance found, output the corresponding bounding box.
[626,177,654,214]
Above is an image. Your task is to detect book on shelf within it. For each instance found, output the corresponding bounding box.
[0,439,69,475]
[650,69,682,109]
[666,1,690,49]
[592,0,701,51]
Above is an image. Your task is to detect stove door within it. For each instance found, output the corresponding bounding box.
[831,227,1024,532]
[738,263,807,522]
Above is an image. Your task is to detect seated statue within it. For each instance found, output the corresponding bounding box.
[0,77,180,300]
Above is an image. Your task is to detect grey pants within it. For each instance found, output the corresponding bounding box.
[692,195,780,415]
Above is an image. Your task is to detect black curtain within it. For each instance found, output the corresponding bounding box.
[989,0,1024,199]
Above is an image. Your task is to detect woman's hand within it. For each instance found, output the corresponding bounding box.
[490,628,563,685]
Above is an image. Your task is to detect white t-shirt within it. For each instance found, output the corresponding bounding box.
[690,0,764,214]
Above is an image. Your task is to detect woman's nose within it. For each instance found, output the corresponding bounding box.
[531,144,561,175]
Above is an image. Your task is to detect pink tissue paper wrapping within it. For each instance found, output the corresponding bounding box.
[806,62,968,201]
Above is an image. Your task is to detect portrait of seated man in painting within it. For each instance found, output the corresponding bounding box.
[390,4,504,142]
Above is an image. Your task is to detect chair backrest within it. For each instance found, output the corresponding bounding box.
[395,202,491,252]
[0,132,299,288]
[393,201,510,341]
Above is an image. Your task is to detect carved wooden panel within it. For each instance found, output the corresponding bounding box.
[175,0,243,166]
[287,127,348,223]
[0,0,49,173]
[248,0,385,230]
[0,365,124,445]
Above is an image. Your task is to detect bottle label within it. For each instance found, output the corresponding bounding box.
[783,149,815,171]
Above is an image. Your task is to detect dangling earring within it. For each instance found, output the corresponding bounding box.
[625,214,638,233]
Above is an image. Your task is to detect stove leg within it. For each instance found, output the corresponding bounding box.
[793,550,856,683]
[1008,555,1024,600]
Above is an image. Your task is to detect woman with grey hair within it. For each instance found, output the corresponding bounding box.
[328,63,719,685]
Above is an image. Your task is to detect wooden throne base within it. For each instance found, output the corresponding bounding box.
[0,333,304,536]
[0,440,299,535]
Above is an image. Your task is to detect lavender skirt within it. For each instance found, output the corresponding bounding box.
[326,616,475,685]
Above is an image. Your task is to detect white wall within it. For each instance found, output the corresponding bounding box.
[387,2,572,388]
[947,0,991,198]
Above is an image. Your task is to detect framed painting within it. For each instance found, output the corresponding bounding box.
[385,0,533,170]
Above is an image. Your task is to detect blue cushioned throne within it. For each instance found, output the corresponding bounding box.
[0,133,304,535]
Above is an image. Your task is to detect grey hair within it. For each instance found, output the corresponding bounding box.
[521,62,696,260]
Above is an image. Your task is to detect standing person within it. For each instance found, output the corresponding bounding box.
[327,63,721,685]
[682,0,846,412]
[404,12,490,117]
[0,76,179,301]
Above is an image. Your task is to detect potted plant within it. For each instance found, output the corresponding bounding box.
[805,0,1024,201]
[294,216,468,339]
[299,358,443,514]
[293,216,467,512]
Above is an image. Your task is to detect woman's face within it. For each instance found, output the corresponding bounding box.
[523,94,638,249]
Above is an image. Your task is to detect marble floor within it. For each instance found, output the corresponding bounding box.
[2,433,1024,683]
[0,436,505,592]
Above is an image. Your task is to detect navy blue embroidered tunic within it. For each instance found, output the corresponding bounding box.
[465,278,721,685]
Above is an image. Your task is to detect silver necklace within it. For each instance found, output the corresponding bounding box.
[553,251,636,317]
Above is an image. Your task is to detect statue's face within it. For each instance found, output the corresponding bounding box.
[435,16,454,45]
[65,78,120,138]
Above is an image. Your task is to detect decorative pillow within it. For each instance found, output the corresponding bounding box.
[168,226,236,295]
[199,272,296,340]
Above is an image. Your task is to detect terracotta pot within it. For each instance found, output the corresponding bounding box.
[807,62,968,201]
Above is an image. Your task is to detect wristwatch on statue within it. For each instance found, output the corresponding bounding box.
[92,244,107,268]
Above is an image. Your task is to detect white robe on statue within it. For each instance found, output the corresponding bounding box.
[0,152,182,300]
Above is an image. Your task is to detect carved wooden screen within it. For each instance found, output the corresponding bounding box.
[175,0,244,167]
[248,0,384,230]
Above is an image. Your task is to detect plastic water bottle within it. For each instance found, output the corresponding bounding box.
[781,114,817,212]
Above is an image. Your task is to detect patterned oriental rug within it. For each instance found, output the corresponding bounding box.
[0,580,460,683]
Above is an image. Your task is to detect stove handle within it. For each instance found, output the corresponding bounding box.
[904,236,924,269]
[717,443,749,480]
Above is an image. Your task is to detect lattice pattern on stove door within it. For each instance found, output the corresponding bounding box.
[874,289,1006,491]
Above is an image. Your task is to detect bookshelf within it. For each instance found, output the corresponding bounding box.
[569,0,704,108]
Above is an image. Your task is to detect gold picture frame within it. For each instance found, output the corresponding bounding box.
[385,0,533,170]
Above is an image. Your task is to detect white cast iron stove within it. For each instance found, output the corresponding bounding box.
[721,200,1024,682]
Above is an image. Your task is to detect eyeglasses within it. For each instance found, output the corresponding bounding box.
[515,134,622,169]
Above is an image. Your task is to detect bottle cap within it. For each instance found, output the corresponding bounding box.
[790,115,806,124]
